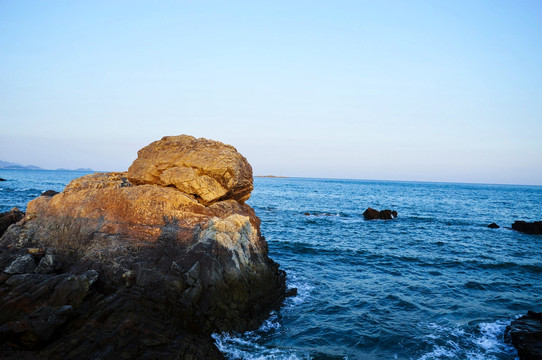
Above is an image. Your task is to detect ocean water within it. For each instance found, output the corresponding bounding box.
[1,170,541,359]
[0,169,94,213]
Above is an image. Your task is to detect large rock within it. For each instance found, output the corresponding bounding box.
[512,221,542,235]
[505,311,542,360]
[0,135,288,359]
[127,135,253,205]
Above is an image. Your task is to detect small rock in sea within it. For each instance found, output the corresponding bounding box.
[505,310,542,360]
[512,221,542,235]
[0,178,6,181]
[363,207,398,220]
[304,212,310,216]
[285,287,298,297]
[41,190,59,197]
[487,223,500,229]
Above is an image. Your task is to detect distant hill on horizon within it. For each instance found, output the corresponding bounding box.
[0,160,93,172]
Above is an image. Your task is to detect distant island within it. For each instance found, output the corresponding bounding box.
[256,175,289,178]
[0,160,93,172]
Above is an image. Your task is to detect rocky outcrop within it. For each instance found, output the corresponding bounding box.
[505,311,542,360]
[0,135,288,359]
[512,221,542,235]
[488,223,500,229]
[0,208,24,237]
[127,135,253,205]
[0,178,6,181]
[363,207,398,220]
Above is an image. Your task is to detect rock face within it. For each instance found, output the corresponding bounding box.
[0,135,287,359]
[127,135,253,205]
[363,207,398,220]
[0,208,24,237]
[512,221,542,235]
[505,311,542,360]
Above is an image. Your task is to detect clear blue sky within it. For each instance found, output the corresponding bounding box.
[1,1,541,184]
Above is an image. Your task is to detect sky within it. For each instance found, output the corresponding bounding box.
[1,1,541,185]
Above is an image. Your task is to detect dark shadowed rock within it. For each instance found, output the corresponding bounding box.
[0,208,24,238]
[505,311,542,360]
[40,190,59,197]
[0,178,6,181]
[363,208,380,220]
[512,221,542,235]
[363,208,398,220]
[0,135,289,359]
[488,223,500,229]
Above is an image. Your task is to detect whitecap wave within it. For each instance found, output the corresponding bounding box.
[212,312,311,360]
[417,319,517,360]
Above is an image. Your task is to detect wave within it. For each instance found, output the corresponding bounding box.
[416,319,517,360]
[212,312,312,360]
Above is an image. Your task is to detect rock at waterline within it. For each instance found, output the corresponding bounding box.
[505,311,542,360]
[363,207,398,220]
[41,190,59,197]
[512,221,542,235]
[0,135,289,359]
[0,178,6,181]
[0,207,24,237]
[488,223,500,229]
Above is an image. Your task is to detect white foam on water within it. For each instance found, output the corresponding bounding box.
[416,319,518,360]
[212,312,310,360]
[213,276,315,359]
[284,274,314,308]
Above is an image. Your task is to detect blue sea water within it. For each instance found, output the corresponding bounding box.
[1,170,541,359]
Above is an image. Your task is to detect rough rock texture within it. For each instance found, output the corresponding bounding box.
[363,207,398,220]
[127,135,253,205]
[0,135,288,359]
[505,311,542,360]
[512,221,542,235]
[0,208,24,237]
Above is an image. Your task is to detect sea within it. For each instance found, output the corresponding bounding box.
[1,169,541,360]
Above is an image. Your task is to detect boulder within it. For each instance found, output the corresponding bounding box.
[0,207,24,237]
[0,135,288,359]
[363,207,398,220]
[40,190,59,197]
[127,135,253,205]
[512,221,542,235]
[488,223,500,229]
[505,311,542,360]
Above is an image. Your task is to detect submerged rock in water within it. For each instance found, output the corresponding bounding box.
[0,208,24,237]
[512,221,542,235]
[505,311,542,360]
[488,223,500,229]
[0,135,288,359]
[363,207,398,220]
[40,190,59,197]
